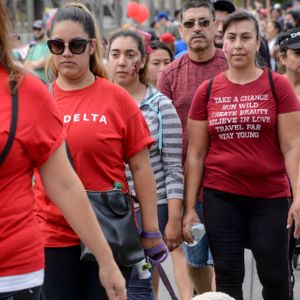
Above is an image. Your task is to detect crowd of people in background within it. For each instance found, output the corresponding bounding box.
[11,1,300,78]
[2,0,300,300]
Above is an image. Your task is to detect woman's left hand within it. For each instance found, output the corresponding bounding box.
[99,260,127,300]
[164,217,182,251]
[287,200,300,238]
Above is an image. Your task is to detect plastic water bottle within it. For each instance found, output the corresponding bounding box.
[184,223,206,247]
[135,258,151,279]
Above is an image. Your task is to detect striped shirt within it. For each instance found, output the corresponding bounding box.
[126,86,183,206]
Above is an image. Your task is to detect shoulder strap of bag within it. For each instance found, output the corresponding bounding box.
[140,91,163,152]
[267,69,277,103]
[0,81,19,166]
[206,71,275,103]
[206,78,214,103]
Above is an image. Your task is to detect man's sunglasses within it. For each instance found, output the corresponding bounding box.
[47,39,92,55]
[183,19,211,29]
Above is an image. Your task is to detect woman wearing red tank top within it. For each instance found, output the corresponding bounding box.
[184,11,300,300]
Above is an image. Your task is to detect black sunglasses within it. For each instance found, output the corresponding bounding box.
[183,19,211,29]
[47,39,92,55]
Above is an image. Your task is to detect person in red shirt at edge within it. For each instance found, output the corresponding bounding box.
[157,0,228,294]
[33,3,164,300]
[184,11,300,300]
[0,2,126,300]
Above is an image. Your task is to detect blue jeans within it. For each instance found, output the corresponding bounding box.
[182,202,213,267]
[127,205,169,300]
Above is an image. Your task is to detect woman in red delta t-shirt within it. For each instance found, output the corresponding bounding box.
[183,11,300,300]
[0,2,126,300]
[33,3,164,300]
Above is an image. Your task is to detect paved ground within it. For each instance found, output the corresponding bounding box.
[158,249,300,300]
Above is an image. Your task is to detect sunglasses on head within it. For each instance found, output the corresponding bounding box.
[183,18,211,29]
[47,38,92,55]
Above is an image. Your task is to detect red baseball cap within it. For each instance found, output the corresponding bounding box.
[160,33,176,43]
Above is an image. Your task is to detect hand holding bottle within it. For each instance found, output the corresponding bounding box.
[184,223,206,247]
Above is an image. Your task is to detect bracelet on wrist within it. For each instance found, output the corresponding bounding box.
[140,231,162,239]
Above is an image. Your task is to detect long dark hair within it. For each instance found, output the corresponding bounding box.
[107,29,147,85]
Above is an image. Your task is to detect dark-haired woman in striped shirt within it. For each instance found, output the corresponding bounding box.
[107,29,192,300]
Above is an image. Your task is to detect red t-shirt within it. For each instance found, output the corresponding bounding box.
[189,70,300,198]
[34,78,154,247]
[0,68,65,276]
[157,49,228,163]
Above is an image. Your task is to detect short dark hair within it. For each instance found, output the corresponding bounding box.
[181,0,215,21]
[223,10,260,40]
